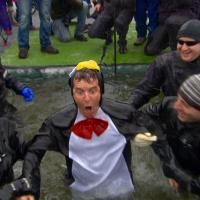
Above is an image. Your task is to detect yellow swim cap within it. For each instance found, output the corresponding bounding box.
[68,60,104,93]
[76,60,100,71]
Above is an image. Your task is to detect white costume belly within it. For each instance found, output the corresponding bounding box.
[69,108,134,198]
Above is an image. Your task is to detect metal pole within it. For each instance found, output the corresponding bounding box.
[113,25,117,75]
[113,10,117,75]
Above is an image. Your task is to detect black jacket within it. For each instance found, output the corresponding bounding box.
[22,98,147,184]
[0,116,41,200]
[142,97,200,195]
[158,0,200,23]
[129,51,200,109]
[0,117,27,186]
[51,0,83,20]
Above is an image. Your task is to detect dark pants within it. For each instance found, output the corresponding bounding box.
[89,2,134,52]
[135,0,159,37]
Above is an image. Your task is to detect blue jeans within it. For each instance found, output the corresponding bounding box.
[135,0,158,38]
[18,0,52,49]
[68,1,88,36]
[15,1,33,29]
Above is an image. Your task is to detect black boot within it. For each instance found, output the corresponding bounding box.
[105,30,113,45]
[118,39,127,54]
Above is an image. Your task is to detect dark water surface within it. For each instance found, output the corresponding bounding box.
[9,67,198,200]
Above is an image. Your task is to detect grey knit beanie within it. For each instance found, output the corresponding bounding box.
[177,19,200,41]
[179,74,200,110]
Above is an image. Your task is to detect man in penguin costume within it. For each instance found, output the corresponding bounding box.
[20,60,157,199]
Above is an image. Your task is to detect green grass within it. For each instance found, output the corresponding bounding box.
[1,23,156,67]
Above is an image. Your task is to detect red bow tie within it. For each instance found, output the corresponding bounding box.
[71,118,108,140]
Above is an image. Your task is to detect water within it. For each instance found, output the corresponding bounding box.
[9,68,198,200]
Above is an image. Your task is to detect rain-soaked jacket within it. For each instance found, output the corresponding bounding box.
[0,117,27,186]
[142,97,200,195]
[0,66,24,117]
[129,51,200,109]
[0,117,40,200]
[22,98,148,190]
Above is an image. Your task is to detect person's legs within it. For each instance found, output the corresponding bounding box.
[115,9,134,53]
[75,1,88,37]
[17,0,31,58]
[88,3,113,40]
[134,0,147,45]
[144,24,169,55]
[52,19,71,42]
[38,0,58,53]
[146,0,158,35]
[16,1,36,30]
[38,0,51,48]
[68,1,88,41]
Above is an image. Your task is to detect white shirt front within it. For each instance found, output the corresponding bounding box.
[69,108,134,199]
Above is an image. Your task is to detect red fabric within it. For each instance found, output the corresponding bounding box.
[71,118,108,139]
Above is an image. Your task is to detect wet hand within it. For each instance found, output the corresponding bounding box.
[20,87,35,102]
[133,132,157,147]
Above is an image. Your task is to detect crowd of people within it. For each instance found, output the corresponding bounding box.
[1,0,200,56]
[0,0,200,200]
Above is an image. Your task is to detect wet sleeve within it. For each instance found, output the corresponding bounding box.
[139,98,193,189]
[4,72,25,94]
[139,98,166,133]
[22,121,59,178]
[141,101,163,118]
[128,60,165,109]
[134,110,163,137]
[9,124,27,159]
[21,121,58,198]
[152,140,192,189]
[0,118,27,161]
[188,143,200,195]
[141,97,176,120]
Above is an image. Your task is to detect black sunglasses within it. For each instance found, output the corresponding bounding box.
[177,39,200,46]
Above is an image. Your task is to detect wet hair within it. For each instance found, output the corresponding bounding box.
[69,68,104,93]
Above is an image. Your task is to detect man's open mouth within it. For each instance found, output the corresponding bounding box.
[85,106,92,110]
